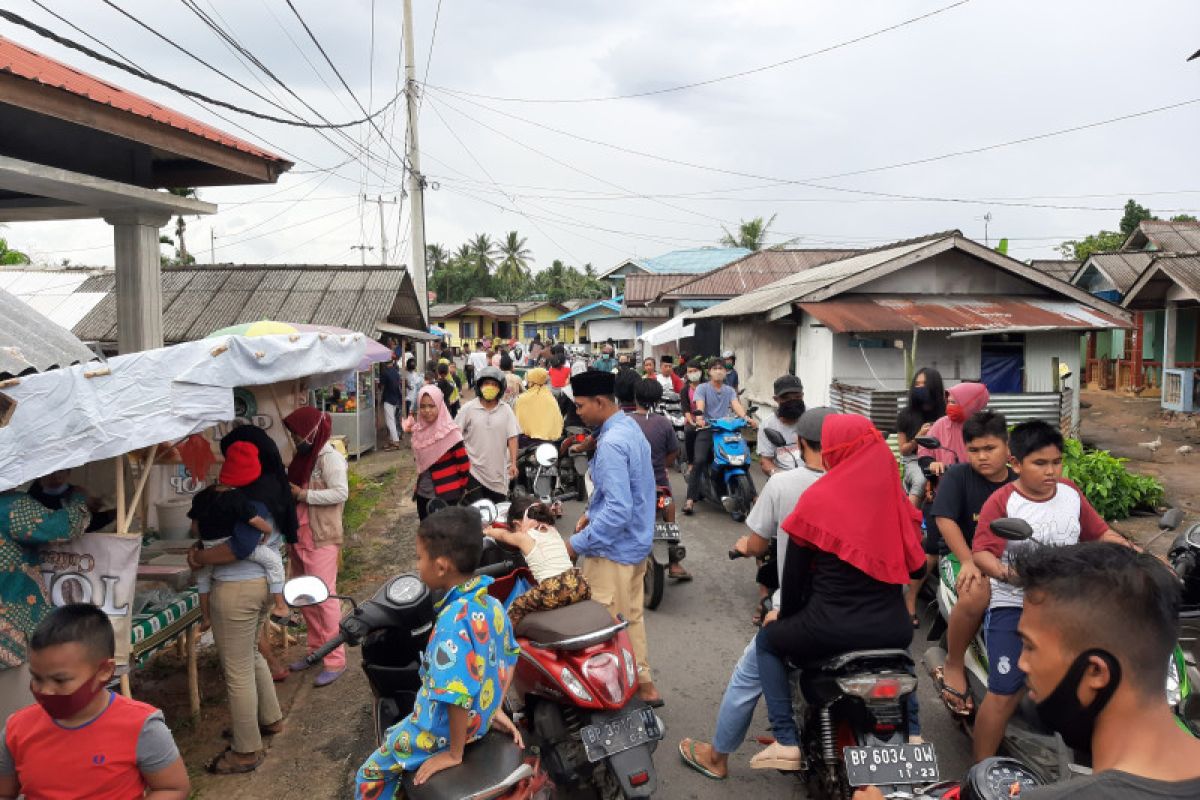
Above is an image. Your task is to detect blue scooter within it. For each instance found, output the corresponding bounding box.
[691,415,757,522]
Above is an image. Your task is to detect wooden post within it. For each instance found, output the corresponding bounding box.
[122,446,158,534]
[1051,356,1061,392]
[114,454,125,535]
[1132,311,1145,389]
[186,625,200,718]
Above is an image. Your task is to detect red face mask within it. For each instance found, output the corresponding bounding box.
[32,665,108,720]
[946,404,967,423]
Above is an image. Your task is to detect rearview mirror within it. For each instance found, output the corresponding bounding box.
[990,518,1034,542]
[914,436,941,450]
[471,499,498,527]
[284,575,330,607]
[764,428,787,448]
[534,443,558,467]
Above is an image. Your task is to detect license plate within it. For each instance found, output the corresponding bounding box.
[653,522,680,541]
[580,708,663,762]
[843,743,939,786]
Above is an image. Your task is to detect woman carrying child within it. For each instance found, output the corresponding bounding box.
[485,496,590,627]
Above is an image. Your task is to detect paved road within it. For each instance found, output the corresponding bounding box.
[556,468,973,798]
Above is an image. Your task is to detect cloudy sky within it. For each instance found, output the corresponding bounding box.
[5,0,1200,271]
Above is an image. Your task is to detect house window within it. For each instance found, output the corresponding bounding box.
[460,321,474,339]
[545,325,560,339]
[523,323,539,339]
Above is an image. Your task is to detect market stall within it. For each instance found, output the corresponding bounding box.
[0,331,367,715]
[316,367,377,458]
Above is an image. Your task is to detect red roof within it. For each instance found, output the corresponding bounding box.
[798,297,1128,334]
[624,273,695,306]
[0,35,286,163]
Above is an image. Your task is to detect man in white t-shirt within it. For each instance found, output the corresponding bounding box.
[677,407,832,780]
[466,341,490,388]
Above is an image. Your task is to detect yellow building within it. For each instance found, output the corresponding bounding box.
[428,299,572,348]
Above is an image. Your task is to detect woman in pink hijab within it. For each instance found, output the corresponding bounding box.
[403,385,471,519]
[917,381,990,472]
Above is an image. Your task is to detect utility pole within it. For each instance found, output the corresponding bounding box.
[350,244,375,266]
[983,212,992,247]
[402,0,429,330]
[364,194,399,266]
[210,228,216,264]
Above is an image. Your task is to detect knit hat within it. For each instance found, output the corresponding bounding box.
[220,441,262,487]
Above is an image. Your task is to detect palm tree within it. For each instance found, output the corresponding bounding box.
[0,236,30,265]
[720,214,777,251]
[426,243,449,272]
[495,231,534,299]
[468,233,498,274]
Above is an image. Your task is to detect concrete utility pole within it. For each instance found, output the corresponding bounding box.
[402,0,429,327]
[364,194,399,266]
[351,244,375,266]
[210,228,216,264]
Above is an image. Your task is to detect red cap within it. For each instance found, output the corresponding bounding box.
[219,441,262,487]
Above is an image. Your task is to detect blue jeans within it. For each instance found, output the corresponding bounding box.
[713,639,762,754]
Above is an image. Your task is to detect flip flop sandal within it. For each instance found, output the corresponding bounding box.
[668,568,693,582]
[206,749,266,775]
[933,665,975,718]
[678,739,726,781]
[749,742,803,771]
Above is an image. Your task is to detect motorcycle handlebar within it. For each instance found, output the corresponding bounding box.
[306,631,347,664]
[728,549,747,560]
[475,560,517,578]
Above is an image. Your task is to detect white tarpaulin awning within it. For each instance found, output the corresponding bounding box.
[0,332,365,491]
[638,314,695,347]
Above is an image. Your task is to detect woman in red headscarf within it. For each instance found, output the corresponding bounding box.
[918,381,990,471]
[282,406,349,688]
[750,414,926,771]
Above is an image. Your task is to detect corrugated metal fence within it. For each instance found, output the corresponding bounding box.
[829,382,1070,432]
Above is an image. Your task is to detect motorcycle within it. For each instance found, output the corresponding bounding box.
[690,414,757,522]
[557,425,592,504]
[924,515,1197,782]
[513,441,565,505]
[473,502,665,799]
[643,487,683,611]
[281,564,551,800]
[658,390,687,475]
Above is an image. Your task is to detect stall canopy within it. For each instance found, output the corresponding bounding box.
[638,313,695,347]
[0,331,365,490]
[0,286,98,377]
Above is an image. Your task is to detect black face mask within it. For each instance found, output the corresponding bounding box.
[778,399,806,423]
[295,442,313,456]
[1035,648,1122,752]
[910,386,931,409]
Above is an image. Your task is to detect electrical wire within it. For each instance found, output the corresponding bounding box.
[0,9,403,129]
[261,203,363,263]
[424,0,970,103]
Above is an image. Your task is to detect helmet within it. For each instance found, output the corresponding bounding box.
[474,365,505,389]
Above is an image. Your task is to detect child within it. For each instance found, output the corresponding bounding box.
[970,420,1132,761]
[357,507,521,795]
[928,411,1015,718]
[486,496,591,626]
[0,604,190,799]
[189,441,289,630]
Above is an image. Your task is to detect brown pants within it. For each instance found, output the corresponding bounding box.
[210,578,284,754]
[581,557,652,684]
[508,568,591,626]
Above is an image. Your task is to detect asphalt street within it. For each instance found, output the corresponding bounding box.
[556,467,973,798]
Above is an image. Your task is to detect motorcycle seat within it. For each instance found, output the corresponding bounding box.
[802,649,915,673]
[516,600,624,650]
[402,730,531,800]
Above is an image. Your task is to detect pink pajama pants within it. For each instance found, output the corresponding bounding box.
[290,514,346,671]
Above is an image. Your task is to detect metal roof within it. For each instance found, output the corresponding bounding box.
[601,247,751,278]
[1073,252,1154,294]
[0,269,107,329]
[799,297,1128,333]
[663,248,857,300]
[1123,220,1200,253]
[0,287,97,377]
[619,305,671,319]
[0,36,286,165]
[72,265,420,344]
[558,298,622,321]
[624,273,695,306]
[1122,255,1200,309]
[1026,259,1080,283]
[691,232,1129,324]
[429,300,562,319]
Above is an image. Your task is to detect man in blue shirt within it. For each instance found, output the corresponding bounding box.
[567,370,661,705]
[683,359,755,514]
[592,344,617,373]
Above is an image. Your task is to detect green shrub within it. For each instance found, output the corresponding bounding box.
[1061,438,1165,520]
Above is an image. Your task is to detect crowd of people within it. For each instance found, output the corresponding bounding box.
[4,335,1200,798]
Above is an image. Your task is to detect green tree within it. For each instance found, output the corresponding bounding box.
[719,214,777,251]
[537,259,571,304]
[495,231,534,300]
[0,236,31,265]
[1172,214,1198,223]
[1057,231,1126,261]
[1119,199,1154,237]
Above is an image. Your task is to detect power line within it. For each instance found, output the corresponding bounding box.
[424,0,970,104]
[0,8,403,129]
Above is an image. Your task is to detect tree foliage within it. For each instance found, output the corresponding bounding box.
[0,237,31,266]
[719,214,776,251]
[427,235,607,305]
[1058,199,1199,260]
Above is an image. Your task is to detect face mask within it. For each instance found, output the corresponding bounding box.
[946,404,966,423]
[687,371,702,383]
[480,384,501,401]
[42,483,71,497]
[779,399,806,422]
[1035,648,1121,751]
[33,665,108,720]
[295,441,313,455]
[910,386,931,408]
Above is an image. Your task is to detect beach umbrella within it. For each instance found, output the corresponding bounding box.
[208,321,390,371]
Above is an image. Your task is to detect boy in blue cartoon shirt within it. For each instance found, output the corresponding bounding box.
[356,507,521,797]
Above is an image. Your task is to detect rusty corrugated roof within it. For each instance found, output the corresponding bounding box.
[663,248,858,300]
[0,35,286,164]
[624,273,694,305]
[798,296,1128,333]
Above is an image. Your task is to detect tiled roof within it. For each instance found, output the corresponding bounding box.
[0,36,287,164]
[663,249,857,300]
[1124,220,1200,253]
[73,265,419,343]
[1027,259,1080,283]
[624,273,695,306]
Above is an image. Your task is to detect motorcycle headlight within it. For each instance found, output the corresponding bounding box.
[727,454,745,465]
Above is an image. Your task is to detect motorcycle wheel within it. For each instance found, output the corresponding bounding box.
[643,556,665,610]
[729,474,755,523]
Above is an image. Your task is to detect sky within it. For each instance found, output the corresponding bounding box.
[4,0,1200,273]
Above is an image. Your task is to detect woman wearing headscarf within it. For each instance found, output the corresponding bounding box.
[917,381,990,471]
[749,414,926,771]
[282,407,349,687]
[515,367,564,446]
[403,385,471,520]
